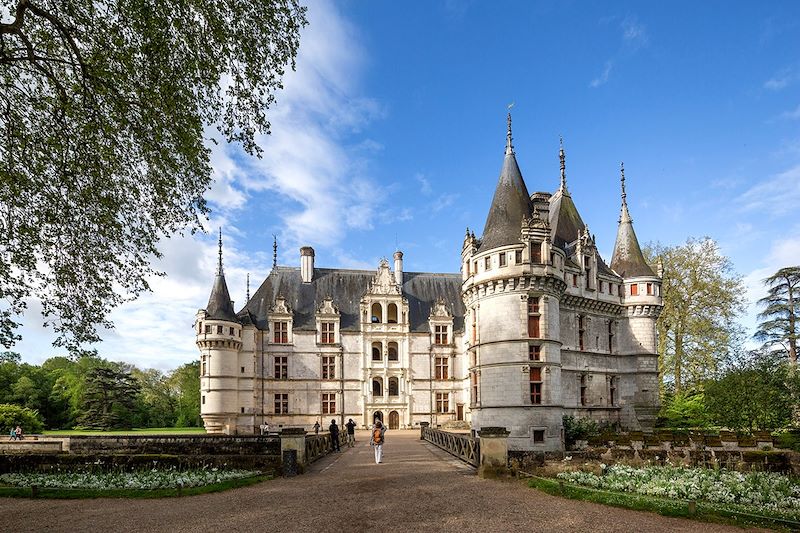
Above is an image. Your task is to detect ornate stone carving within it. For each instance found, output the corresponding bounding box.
[270,295,292,315]
[367,259,401,295]
[316,296,339,316]
[429,298,452,320]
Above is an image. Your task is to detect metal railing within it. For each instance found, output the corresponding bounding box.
[305,432,347,464]
[422,427,479,467]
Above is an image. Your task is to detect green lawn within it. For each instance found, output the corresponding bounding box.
[42,427,207,436]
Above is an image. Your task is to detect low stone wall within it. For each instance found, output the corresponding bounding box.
[0,435,282,474]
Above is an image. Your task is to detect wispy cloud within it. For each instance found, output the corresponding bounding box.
[779,104,800,121]
[416,173,433,195]
[736,163,800,216]
[430,193,458,213]
[590,61,614,88]
[621,16,648,49]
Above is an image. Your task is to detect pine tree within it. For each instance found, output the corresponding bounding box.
[755,266,800,365]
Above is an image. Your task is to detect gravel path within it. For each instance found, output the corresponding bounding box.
[0,430,762,532]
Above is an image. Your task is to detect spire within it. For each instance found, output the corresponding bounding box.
[217,227,223,275]
[505,112,514,155]
[272,234,277,269]
[246,273,250,302]
[205,229,237,322]
[559,136,568,195]
[480,112,532,251]
[610,164,655,278]
[619,162,631,223]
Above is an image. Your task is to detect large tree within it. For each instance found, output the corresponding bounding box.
[755,266,800,365]
[0,0,307,353]
[79,365,140,429]
[645,237,746,394]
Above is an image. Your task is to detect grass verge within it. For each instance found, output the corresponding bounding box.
[526,475,800,531]
[0,474,270,499]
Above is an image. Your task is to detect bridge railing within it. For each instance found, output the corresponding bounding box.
[305,432,347,464]
[421,426,480,467]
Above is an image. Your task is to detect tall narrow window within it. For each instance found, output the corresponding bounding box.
[372,378,383,396]
[388,377,399,396]
[371,302,382,323]
[499,253,507,267]
[515,250,523,264]
[609,377,617,407]
[580,375,587,406]
[204,324,211,334]
[274,322,288,343]
[434,325,448,345]
[578,315,585,351]
[529,367,542,404]
[229,327,235,335]
[201,356,207,376]
[388,342,399,361]
[436,392,449,413]
[322,393,336,414]
[598,280,604,293]
[435,356,448,379]
[531,242,542,263]
[388,303,398,323]
[274,356,288,379]
[646,282,653,295]
[484,256,491,271]
[528,297,541,338]
[321,322,335,344]
[274,393,288,414]
[217,325,223,334]
[608,321,614,353]
[572,274,578,287]
[529,345,541,361]
[630,284,639,296]
[321,356,335,379]
[585,268,592,289]
[471,372,479,404]
[471,311,477,344]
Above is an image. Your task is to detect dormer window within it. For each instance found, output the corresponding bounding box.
[434,325,448,345]
[531,242,542,263]
[274,322,288,343]
[321,322,335,344]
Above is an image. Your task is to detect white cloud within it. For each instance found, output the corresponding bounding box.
[590,61,613,88]
[736,163,800,215]
[763,66,799,91]
[430,193,459,213]
[779,103,800,120]
[621,17,647,48]
[416,173,433,195]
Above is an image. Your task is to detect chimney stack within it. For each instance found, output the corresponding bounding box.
[300,246,315,283]
[393,250,403,286]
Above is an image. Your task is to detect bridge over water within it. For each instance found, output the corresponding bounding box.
[1,430,746,532]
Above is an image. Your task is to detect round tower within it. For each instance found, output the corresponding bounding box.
[610,164,663,429]
[196,230,243,434]
[463,114,566,451]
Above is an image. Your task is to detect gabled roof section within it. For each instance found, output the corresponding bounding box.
[204,230,238,322]
[241,266,465,333]
[479,113,532,251]
[610,163,655,278]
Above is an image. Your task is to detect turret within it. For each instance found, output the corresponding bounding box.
[196,229,243,435]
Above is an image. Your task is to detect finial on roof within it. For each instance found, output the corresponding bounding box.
[272,234,277,269]
[246,273,250,302]
[217,227,223,275]
[619,161,632,223]
[559,136,568,193]
[505,111,514,155]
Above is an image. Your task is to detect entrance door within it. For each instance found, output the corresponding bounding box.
[457,404,464,421]
[388,411,400,429]
[372,411,383,424]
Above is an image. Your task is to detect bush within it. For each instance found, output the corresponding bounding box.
[0,404,44,434]
[563,416,600,447]
[659,390,711,429]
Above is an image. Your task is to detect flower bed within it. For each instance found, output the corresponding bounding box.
[556,465,800,520]
[0,468,261,490]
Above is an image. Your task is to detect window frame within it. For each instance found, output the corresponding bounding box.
[274,356,288,380]
[321,355,335,380]
[274,393,288,414]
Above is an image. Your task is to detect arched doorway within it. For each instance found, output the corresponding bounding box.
[388,411,400,429]
[372,411,383,424]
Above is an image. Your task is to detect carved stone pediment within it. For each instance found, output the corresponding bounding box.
[317,296,340,316]
[367,259,401,295]
[429,298,452,320]
[270,295,292,315]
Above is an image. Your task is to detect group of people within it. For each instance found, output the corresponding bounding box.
[8,426,23,440]
[322,418,386,464]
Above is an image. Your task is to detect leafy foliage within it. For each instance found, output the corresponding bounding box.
[0,403,44,433]
[755,266,800,365]
[563,416,600,446]
[0,0,307,353]
[78,366,141,429]
[658,390,710,429]
[644,238,745,394]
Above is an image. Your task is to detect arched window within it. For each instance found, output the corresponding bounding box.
[387,303,398,323]
[372,378,383,396]
[371,302,382,323]
[371,342,382,362]
[388,377,399,396]
[388,342,398,361]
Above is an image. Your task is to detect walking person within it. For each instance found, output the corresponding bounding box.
[345,418,356,447]
[328,419,340,452]
[313,421,320,435]
[370,420,386,464]
[9,427,16,441]
[15,426,23,440]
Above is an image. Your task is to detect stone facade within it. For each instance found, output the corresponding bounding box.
[195,116,662,451]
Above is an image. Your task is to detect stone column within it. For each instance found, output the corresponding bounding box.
[280,428,307,474]
[420,421,430,440]
[478,427,510,479]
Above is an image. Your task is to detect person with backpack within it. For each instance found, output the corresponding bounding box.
[370,419,386,464]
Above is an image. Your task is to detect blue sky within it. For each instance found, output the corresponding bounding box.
[16,0,800,370]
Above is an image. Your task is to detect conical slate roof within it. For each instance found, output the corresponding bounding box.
[480,114,532,251]
[548,142,587,250]
[206,273,238,321]
[610,164,655,278]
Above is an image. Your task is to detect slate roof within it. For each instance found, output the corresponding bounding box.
[238,267,465,333]
[610,204,655,278]
[205,273,238,322]
[479,149,533,251]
